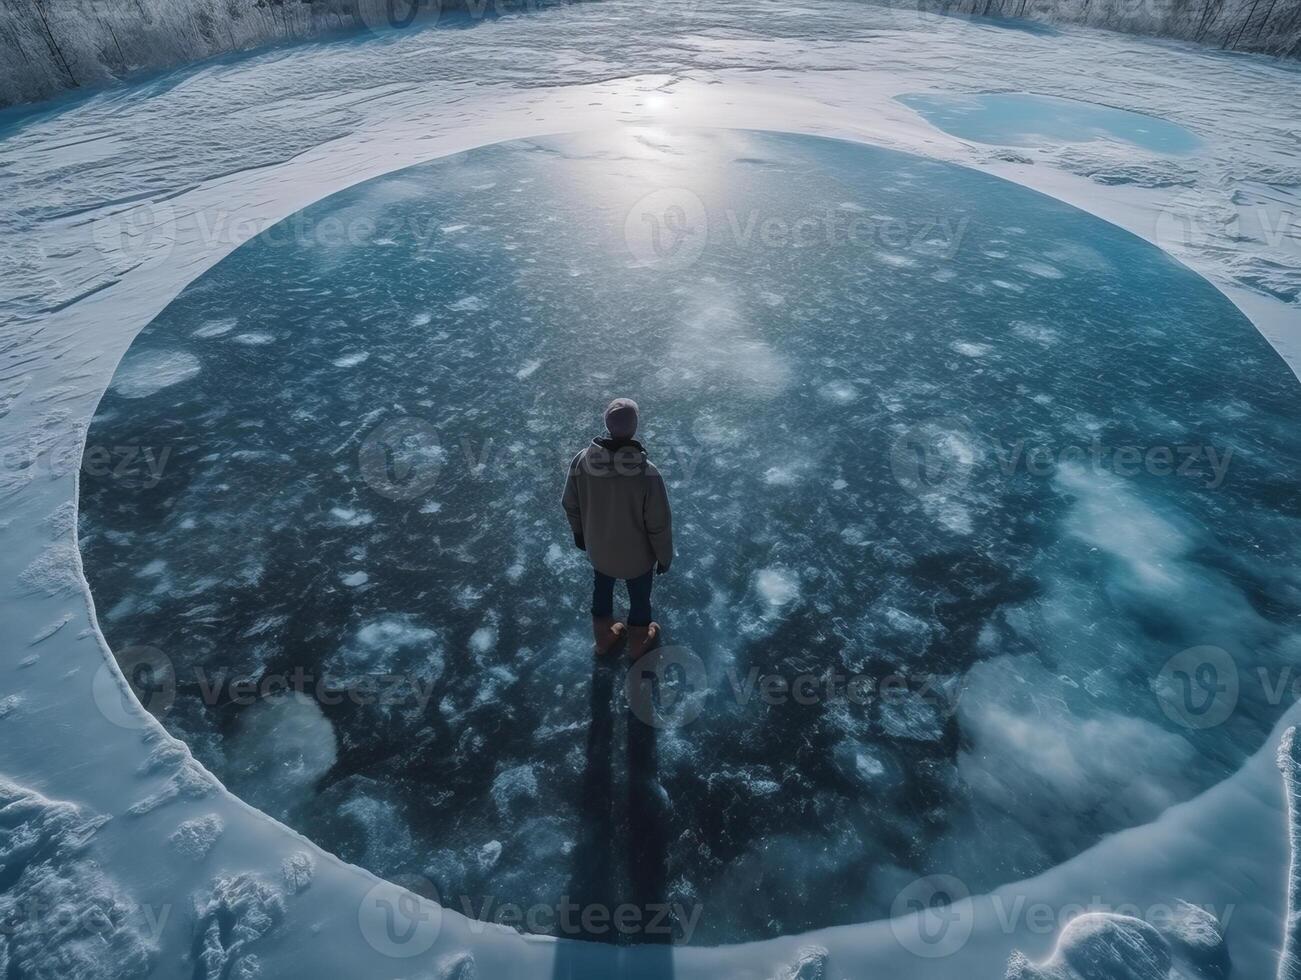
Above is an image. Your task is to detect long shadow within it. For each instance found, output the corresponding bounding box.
[623,687,677,980]
[550,658,676,980]
[627,704,673,945]
[564,661,618,943]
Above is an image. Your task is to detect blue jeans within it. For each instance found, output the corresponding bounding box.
[591,567,654,627]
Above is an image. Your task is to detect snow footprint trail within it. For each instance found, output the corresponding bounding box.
[1,0,1300,977]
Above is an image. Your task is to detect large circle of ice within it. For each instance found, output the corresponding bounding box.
[79,128,1301,944]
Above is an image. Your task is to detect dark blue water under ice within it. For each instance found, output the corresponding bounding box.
[79,128,1301,944]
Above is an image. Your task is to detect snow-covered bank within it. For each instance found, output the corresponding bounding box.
[2,0,1300,977]
[3,0,1300,111]
[0,0,508,109]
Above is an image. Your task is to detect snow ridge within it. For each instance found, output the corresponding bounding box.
[1279,726,1301,980]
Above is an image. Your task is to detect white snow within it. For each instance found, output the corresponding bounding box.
[0,777,155,979]
[169,814,225,861]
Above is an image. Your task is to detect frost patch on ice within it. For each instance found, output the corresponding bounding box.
[328,506,374,527]
[818,381,858,403]
[764,464,803,487]
[491,765,538,818]
[951,340,992,358]
[233,333,275,346]
[1057,463,1192,594]
[193,318,237,339]
[476,840,503,872]
[1011,321,1062,345]
[877,252,917,268]
[169,814,225,861]
[959,656,1197,840]
[0,776,154,980]
[920,495,974,536]
[110,350,200,398]
[1020,260,1065,279]
[755,567,800,613]
[193,873,286,980]
[330,615,443,680]
[223,693,337,822]
[448,295,487,313]
[469,619,498,656]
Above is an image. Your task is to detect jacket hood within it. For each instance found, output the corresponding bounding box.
[584,437,650,475]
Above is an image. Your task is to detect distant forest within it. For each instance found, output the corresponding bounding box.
[904,0,1301,54]
[1,0,1299,109]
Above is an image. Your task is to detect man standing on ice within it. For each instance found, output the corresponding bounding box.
[562,398,673,659]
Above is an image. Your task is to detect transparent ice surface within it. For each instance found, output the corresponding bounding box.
[898,92,1203,155]
[77,127,1301,945]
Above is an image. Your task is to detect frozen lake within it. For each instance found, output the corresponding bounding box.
[78,127,1301,945]
[898,92,1203,154]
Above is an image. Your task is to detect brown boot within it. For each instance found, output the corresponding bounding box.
[625,622,660,660]
[592,616,626,657]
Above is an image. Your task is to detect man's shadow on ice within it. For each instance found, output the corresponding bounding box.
[550,659,676,980]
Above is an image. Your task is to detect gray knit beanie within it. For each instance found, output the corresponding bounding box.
[603,398,639,440]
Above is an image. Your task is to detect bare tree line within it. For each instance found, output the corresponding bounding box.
[0,0,456,108]
[901,0,1301,54]
[0,0,1298,110]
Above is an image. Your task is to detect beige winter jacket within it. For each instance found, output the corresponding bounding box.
[561,438,674,580]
